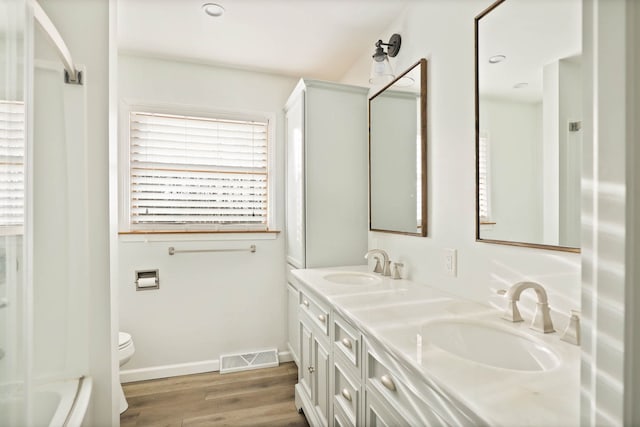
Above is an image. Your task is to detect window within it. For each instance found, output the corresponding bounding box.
[478,131,491,222]
[0,101,25,235]
[127,111,271,232]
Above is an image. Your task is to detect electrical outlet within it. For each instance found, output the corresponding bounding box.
[444,248,457,277]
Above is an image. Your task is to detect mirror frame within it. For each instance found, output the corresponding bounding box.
[368,58,428,237]
[474,0,580,253]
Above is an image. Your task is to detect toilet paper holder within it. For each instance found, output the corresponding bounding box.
[135,269,159,291]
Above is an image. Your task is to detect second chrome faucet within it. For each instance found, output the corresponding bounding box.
[365,249,391,277]
[502,281,555,333]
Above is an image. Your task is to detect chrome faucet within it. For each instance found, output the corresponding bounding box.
[502,281,555,333]
[365,249,391,276]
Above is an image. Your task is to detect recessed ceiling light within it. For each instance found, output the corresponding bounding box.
[202,3,225,17]
[488,55,506,64]
[513,82,528,89]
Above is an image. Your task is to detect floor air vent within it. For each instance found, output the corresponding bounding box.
[219,348,279,374]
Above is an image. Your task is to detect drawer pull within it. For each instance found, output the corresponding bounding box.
[317,314,326,323]
[341,338,353,349]
[303,300,309,307]
[341,388,352,402]
[308,366,315,374]
[380,374,396,392]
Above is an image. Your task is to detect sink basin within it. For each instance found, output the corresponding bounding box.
[323,272,382,285]
[421,320,560,372]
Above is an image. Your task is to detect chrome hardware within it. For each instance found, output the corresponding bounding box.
[169,244,256,255]
[365,249,391,276]
[502,281,555,333]
[561,310,581,345]
[308,366,315,374]
[341,338,352,349]
[317,314,326,323]
[303,300,309,307]
[392,262,404,280]
[380,374,396,391]
[341,388,352,402]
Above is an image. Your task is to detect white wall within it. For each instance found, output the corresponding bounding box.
[37,1,113,425]
[117,54,297,379]
[558,57,582,248]
[341,0,580,320]
[479,98,543,243]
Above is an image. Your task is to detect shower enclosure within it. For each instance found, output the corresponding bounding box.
[0,0,92,425]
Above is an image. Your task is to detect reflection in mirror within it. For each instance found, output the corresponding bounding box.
[475,0,581,252]
[369,59,427,236]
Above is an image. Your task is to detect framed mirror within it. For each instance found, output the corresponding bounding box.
[369,59,427,236]
[475,0,581,252]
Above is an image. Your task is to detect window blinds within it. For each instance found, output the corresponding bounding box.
[129,112,269,230]
[478,132,490,221]
[0,101,25,233]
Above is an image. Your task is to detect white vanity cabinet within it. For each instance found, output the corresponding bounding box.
[292,279,481,427]
[296,289,332,427]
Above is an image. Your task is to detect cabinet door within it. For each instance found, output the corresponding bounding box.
[285,93,306,268]
[287,283,300,364]
[299,319,313,401]
[313,334,331,427]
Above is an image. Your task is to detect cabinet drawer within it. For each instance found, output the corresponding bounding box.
[300,290,330,336]
[333,360,360,426]
[333,311,361,371]
[366,345,450,427]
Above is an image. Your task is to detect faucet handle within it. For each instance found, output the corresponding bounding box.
[391,262,403,280]
[560,310,580,345]
[372,256,383,274]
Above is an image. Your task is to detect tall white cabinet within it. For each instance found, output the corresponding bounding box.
[285,79,369,367]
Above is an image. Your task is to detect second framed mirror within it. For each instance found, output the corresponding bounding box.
[369,59,427,236]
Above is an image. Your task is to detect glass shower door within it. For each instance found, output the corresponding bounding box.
[0,0,27,425]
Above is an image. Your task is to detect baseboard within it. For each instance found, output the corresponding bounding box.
[121,350,296,383]
[120,359,220,383]
[279,349,294,364]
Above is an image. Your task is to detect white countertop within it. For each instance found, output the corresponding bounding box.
[291,265,580,427]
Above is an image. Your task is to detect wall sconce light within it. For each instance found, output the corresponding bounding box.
[369,33,402,84]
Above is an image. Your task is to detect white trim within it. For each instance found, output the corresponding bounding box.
[118,231,278,243]
[120,350,294,383]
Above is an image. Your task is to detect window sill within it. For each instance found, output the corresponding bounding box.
[119,230,280,243]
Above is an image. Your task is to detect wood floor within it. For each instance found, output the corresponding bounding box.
[120,362,309,427]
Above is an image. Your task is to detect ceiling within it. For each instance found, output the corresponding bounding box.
[478,0,581,103]
[117,0,410,81]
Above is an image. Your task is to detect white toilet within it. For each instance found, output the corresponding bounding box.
[118,331,135,414]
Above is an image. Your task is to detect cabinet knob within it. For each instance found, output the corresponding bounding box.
[303,300,309,307]
[380,374,396,392]
[308,366,315,374]
[341,338,353,349]
[317,314,326,323]
[341,388,352,402]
